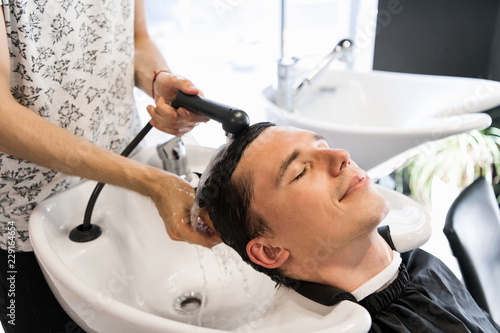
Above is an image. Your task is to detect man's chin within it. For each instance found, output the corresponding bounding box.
[369,186,391,220]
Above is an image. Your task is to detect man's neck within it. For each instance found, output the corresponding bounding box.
[286,232,394,292]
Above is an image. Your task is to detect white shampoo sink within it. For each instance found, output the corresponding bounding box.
[264,70,499,171]
[29,144,432,332]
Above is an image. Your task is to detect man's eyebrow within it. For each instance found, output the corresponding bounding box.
[275,133,326,186]
[274,133,325,186]
[275,150,300,187]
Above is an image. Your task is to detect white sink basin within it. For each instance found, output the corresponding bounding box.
[264,70,499,171]
[29,144,432,333]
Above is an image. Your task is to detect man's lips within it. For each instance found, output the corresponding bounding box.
[339,174,370,201]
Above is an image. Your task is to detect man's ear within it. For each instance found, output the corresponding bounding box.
[246,237,290,269]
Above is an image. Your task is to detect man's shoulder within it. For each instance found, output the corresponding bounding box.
[401,248,445,271]
[400,248,461,287]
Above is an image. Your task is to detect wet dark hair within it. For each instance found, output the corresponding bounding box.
[198,122,291,287]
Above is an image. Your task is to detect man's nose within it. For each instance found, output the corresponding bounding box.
[319,148,350,177]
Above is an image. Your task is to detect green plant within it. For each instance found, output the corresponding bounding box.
[395,126,500,207]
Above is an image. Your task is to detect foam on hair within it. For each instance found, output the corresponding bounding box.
[190,139,232,230]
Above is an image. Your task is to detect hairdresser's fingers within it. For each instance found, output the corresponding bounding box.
[150,120,196,137]
[147,97,201,135]
[167,75,208,121]
[187,208,221,247]
[165,201,222,248]
[178,81,203,97]
[170,73,204,98]
[164,212,222,248]
[177,106,210,123]
[169,222,222,249]
[153,72,202,103]
[151,173,222,248]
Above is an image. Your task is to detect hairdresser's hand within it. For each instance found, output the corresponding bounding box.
[147,71,209,135]
[149,170,222,248]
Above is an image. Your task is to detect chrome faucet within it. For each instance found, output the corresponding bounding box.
[157,137,192,182]
[276,0,354,111]
[275,39,354,112]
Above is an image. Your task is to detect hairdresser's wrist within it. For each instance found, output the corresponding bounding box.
[133,165,191,204]
[151,70,172,100]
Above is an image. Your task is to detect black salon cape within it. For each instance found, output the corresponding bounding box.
[288,237,500,332]
[360,249,499,333]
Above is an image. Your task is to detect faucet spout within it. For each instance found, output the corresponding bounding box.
[275,39,353,112]
[293,39,353,98]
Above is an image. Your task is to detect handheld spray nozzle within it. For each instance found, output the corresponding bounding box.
[171,91,250,138]
[69,91,249,243]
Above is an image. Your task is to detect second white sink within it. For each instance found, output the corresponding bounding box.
[264,70,499,171]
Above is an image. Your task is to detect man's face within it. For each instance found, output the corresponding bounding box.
[232,126,389,261]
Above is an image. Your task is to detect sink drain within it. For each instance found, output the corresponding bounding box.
[174,291,204,315]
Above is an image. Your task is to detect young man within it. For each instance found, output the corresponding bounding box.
[197,122,499,332]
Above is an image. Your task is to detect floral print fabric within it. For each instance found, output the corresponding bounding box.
[0,0,140,251]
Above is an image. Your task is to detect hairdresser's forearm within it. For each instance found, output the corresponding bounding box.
[133,0,170,97]
[1,7,163,197]
[0,98,164,197]
[134,36,171,97]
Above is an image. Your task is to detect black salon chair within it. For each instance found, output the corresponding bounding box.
[443,176,500,325]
